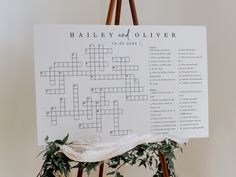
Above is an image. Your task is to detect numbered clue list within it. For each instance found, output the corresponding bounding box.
[148,31,208,138]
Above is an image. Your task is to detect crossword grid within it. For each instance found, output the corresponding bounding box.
[85,44,112,73]
[72,84,79,120]
[41,44,148,136]
[112,57,148,101]
[110,100,131,136]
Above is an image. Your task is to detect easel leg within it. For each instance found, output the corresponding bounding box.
[77,168,83,177]
[159,152,169,177]
[129,0,139,25]
[106,0,116,25]
[98,162,104,177]
[115,0,122,25]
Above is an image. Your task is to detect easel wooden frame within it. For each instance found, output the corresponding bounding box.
[77,0,169,177]
[105,0,139,25]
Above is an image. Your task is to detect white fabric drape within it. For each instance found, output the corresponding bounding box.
[60,134,188,162]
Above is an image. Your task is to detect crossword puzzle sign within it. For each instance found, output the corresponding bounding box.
[34,25,208,145]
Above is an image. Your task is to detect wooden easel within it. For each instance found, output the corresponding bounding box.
[105,0,139,25]
[77,1,169,177]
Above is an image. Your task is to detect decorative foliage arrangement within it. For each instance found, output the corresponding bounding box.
[37,135,183,177]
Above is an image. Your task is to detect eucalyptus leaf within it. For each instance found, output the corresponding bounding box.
[62,133,69,144]
[107,171,116,176]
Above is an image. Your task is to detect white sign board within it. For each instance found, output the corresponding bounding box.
[34,25,208,145]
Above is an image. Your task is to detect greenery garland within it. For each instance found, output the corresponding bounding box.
[37,134,183,177]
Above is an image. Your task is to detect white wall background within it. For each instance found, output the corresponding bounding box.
[0,0,236,177]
